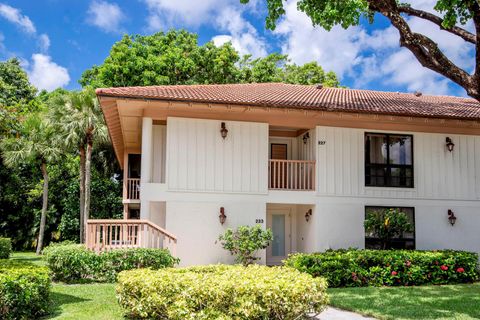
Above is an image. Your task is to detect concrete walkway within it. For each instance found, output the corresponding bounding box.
[315,307,376,320]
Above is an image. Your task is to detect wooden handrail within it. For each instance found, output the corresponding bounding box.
[126,178,140,200]
[85,219,177,255]
[268,159,316,191]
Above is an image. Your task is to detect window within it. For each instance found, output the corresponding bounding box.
[365,206,415,250]
[365,133,413,188]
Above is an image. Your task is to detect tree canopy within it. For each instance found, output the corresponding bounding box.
[242,0,480,101]
[80,29,340,88]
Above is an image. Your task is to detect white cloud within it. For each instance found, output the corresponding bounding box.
[27,54,70,92]
[143,0,267,58]
[274,1,366,77]
[143,0,223,28]
[0,3,36,34]
[87,0,125,33]
[274,0,474,96]
[38,34,50,52]
[213,6,267,57]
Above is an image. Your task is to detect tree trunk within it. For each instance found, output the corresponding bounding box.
[79,145,86,243]
[84,136,93,230]
[37,161,49,255]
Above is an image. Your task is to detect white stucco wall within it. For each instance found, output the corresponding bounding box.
[165,201,267,267]
[166,117,269,194]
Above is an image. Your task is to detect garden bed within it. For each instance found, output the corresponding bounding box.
[285,249,479,287]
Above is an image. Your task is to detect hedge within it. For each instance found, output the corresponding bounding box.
[284,249,479,287]
[0,260,51,320]
[0,238,12,259]
[43,242,179,283]
[117,265,328,319]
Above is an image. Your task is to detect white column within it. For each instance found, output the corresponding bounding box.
[140,117,153,220]
[141,117,153,183]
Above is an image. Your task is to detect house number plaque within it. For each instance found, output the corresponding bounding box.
[255,219,264,224]
[318,140,326,145]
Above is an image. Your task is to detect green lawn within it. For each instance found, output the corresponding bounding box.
[44,283,123,320]
[11,251,47,266]
[328,283,480,320]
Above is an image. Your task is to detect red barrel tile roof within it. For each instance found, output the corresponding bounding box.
[96,83,480,120]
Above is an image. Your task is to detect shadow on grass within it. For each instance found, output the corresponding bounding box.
[329,283,480,320]
[41,291,90,319]
[11,252,46,267]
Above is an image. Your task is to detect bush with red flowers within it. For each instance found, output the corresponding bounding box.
[284,249,479,287]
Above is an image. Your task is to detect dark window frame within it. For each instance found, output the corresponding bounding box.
[364,132,414,188]
[364,206,416,250]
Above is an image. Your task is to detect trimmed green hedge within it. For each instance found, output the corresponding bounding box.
[0,260,51,320]
[43,242,179,283]
[0,238,12,259]
[117,265,328,319]
[284,249,479,287]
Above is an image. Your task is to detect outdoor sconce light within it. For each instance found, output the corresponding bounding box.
[220,122,228,139]
[448,209,457,226]
[303,132,310,144]
[305,209,312,222]
[219,207,227,225]
[446,137,455,152]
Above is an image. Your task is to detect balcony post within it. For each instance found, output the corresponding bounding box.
[140,117,153,220]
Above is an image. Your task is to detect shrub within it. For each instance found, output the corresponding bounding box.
[0,260,51,319]
[364,208,413,249]
[284,249,479,287]
[117,265,328,319]
[43,242,179,283]
[218,225,273,266]
[98,248,180,282]
[0,238,12,259]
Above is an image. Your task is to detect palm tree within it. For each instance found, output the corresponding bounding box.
[1,115,61,254]
[48,87,108,242]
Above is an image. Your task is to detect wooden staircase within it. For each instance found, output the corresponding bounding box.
[85,219,177,256]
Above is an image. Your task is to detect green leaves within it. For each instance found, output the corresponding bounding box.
[218,225,273,266]
[0,259,51,320]
[80,29,341,89]
[364,208,413,249]
[117,265,329,319]
[285,249,479,287]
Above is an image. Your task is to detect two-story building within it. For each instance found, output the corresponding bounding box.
[89,83,480,266]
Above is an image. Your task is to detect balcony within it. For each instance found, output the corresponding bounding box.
[268,159,316,191]
[125,178,140,201]
[85,219,177,255]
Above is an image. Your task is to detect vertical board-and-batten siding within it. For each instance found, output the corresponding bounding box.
[152,125,166,183]
[167,117,269,193]
[316,126,480,200]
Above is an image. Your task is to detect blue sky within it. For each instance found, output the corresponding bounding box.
[0,0,475,97]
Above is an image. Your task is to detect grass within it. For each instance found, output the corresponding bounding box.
[328,283,480,320]
[11,251,47,266]
[43,283,123,320]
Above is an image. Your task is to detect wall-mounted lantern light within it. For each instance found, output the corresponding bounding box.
[448,209,457,226]
[446,137,455,152]
[220,122,228,139]
[305,209,312,222]
[219,207,227,225]
[303,132,310,144]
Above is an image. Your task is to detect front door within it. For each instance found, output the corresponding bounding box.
[266,209,291,265]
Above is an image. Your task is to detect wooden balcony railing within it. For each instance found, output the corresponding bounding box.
[85,219,177,256]
[269,159,316,191]
[126,178,140,200]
